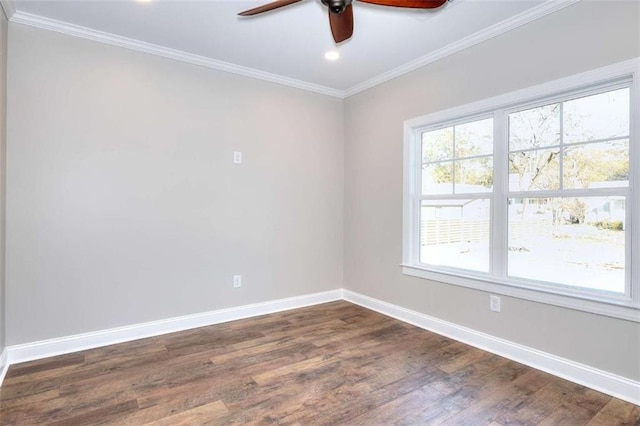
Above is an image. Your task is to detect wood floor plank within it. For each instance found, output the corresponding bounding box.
[48,400,140,426]
[587,398,640,425]
[0,388,60,411]
[495,380,572,425]
[304,365,446,425]
[538,402,602,426]
[141,400,228,426]
[4,353,85,380]
[428,353,515,396]
[0,301,638,425]
[0,345,173,401]
[349,384,447,425]
[436,345,490,374]
[441,369,556,425]
[229,318,347,351]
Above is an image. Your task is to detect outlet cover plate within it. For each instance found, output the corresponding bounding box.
[233,275,242,288]
[490,295,501,312]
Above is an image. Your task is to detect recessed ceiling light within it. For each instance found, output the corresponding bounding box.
[324,51,340,61]
[137,0,152,3]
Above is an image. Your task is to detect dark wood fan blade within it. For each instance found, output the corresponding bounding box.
[356,0,445,8]
[238,0,302,16]
[328,4,354,43]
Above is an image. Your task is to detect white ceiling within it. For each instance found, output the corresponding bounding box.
[8,0,578,97]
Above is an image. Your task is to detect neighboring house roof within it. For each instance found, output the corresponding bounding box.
[588,181,629,189]
[422,199,476,207]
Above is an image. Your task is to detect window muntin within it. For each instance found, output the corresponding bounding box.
[419,117,494,274]
[408,79,635,309]
[421,118,494,195]
[505,88,630,295]
[508,88,630,193]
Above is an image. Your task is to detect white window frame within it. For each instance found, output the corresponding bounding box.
[402,59,640,322]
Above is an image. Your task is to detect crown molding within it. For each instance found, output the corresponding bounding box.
[343,0,582,98]
[9,11,345,99]
[7,0,581,99]
[0,0,15,20]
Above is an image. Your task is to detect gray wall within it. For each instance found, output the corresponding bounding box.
[3,0,640,384]
[344,0,640,380]
[0,8,7,354]
[6,24,344,345]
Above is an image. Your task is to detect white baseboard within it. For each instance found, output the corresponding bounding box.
[2,287,638,407]
[343,290,640,406]
[5,289,343,366]
[0,348,8,384]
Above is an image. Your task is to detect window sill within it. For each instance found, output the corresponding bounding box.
[401,264,640,322]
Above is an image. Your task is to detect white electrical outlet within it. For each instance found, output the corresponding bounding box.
[233,152,242,164]
[233,275,242,288]
[489,295,501,312]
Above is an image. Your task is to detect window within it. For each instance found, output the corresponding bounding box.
[402,60,640,321]
[420,118,493,273]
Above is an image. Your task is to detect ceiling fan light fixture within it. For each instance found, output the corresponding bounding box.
[238,0,446,43]
[324,50,340,61]
[322,0,352,14]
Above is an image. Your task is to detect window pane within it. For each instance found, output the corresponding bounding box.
[509,104,560,151]
[508,196,625,294]
[420,199,490,273]
[422,162,453,195]
[422,127,453,162]
[563,140,629,189]
[455,118,493,158]
[564,88,630,143]
[455,157,493,193]
[509,148,560,191]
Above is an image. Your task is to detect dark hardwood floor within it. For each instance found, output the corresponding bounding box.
[0,301,638,425]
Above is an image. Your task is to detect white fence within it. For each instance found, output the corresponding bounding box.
[421,218,552,245]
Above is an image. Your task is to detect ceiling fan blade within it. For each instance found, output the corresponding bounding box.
[356,0,446,8]
[238,0,302,16]
[328,4,354,43]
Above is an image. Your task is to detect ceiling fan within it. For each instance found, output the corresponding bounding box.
[238,0,448,43]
